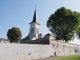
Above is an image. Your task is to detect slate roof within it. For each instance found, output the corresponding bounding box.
[20,35,29,41]
[32,9,37,22]
[20,33,51,44]
[45,33,51,36]
[20,37,50,44]
[29,9,40,25]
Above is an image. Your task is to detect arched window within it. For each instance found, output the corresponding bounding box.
[33,27,34,33]
[31,28,32,33]
[31,27,34,33]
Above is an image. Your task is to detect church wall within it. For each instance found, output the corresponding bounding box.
[0,43,52,60]
[30,23,39,33]
[29,23,40,40]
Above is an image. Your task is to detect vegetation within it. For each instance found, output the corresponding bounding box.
[51,55,80,60]
[7,27,22,43]
[47,7,80,42]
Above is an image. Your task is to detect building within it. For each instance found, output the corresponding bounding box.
[20,8,52,44]
[0,38,10,43]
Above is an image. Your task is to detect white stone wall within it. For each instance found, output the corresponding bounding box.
[0,43,52,60]
[50,40,80,56]
[0,40,80,60]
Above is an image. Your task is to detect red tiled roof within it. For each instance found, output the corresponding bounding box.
[0,38,10,41]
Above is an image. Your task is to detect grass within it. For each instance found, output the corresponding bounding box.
[51,55,80,60]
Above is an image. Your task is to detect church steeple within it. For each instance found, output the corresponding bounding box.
[29,7,40,40]
[30,6,40,25]
[32,9,38,22]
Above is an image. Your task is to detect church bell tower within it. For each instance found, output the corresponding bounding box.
[28,8,40,40]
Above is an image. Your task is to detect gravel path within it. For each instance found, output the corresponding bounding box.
[36,57,54,60]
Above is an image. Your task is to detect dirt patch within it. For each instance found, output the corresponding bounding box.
[19,58,38,60]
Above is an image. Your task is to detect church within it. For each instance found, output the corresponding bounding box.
[20,8,54,44]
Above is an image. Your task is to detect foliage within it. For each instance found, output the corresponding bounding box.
[51,55,80,60]
[7,27,22,43]
[47,7,80,42]
[77,27,80,39]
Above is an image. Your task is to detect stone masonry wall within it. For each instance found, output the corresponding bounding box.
[50,40,80,56]
[0,40,80,60]
[0,43,52,60]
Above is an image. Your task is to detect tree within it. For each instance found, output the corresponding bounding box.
[7,27,22,43]
[77,27,80,39]
[47,7,80,42]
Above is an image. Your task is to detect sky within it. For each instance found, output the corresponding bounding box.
[0,0,80,45]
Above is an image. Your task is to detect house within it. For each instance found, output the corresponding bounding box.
[0,38,10,43]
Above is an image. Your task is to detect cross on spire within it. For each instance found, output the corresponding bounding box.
[35,4,36,9]
[32,5,38,23]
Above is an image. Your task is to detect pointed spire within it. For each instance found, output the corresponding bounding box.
[32,5,38,22]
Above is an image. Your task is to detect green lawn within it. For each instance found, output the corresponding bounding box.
[51,55,80,60]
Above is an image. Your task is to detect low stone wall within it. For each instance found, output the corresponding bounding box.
[50,40,80,56]
[0,40,80,60]
[0,43,52,60]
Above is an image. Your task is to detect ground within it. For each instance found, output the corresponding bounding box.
[50,55,80,60]
[37,55,80,60]
[20,55,80,60]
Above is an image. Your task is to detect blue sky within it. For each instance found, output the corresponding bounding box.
[0,0,80,44]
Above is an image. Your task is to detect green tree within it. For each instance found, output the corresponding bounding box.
[77,27,80,39]
[47,7,80,42]
[7,27,22,43]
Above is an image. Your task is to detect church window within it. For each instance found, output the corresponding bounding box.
[31,28,32,33]
[33,27,34,33]
[31,27,34,33]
